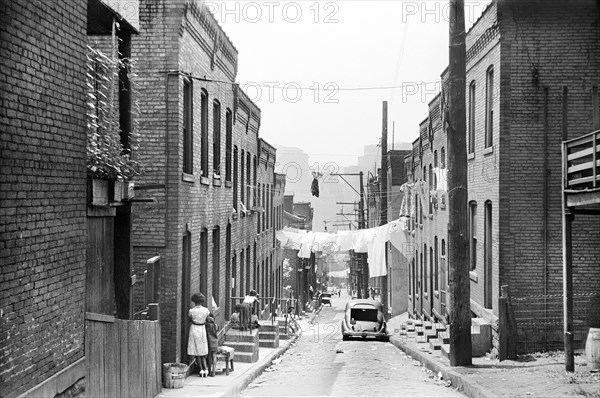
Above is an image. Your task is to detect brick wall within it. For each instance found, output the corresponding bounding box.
[0,1,88,396]
[497,0,600,297]
[130,0,278,363]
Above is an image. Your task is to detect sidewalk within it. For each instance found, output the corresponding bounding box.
[157,309,320,398]
[387,313,600,398]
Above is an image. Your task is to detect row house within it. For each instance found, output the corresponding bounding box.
[1,0,149,397]
[366,149,411,314]
[404,0,600,355]
[128,0,283,365]
[404,92,449,327]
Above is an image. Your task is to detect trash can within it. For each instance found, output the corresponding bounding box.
[162,363,187,389]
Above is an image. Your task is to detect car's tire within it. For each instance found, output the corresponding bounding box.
[342,335,349,341]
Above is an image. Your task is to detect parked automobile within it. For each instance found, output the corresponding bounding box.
[341,299,388,341]
[320,292,332,306]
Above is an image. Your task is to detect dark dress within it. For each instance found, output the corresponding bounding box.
[206,317,219,353]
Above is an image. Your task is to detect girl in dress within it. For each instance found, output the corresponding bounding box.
[188,293,211,377]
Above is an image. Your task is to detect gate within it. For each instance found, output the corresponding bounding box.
[85,312,161,397]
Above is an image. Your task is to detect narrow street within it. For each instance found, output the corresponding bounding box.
[242,292,465,397]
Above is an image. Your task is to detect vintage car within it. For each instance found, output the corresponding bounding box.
[341,299,388,341]
[320,292,332,306]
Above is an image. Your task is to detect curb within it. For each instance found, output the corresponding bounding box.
[221,306,323,398]
[389,335,500,398]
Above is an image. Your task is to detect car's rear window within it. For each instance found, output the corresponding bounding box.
[350,307,378,322]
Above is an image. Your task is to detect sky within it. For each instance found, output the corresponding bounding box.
[214,0,491,167]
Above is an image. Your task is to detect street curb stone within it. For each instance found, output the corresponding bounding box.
[220,306,324,398]
[389,335,501,398]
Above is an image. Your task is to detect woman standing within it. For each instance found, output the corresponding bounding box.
[188,293,211,377]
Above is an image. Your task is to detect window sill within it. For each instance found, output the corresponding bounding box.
[225,181,232,188]
[469,271,478,282]
[467,152,475,160]
[483,146,494,155]
[182,173,194,183]
[213,178,222,187]
[200,176,210,186]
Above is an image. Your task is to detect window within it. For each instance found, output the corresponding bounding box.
[246,152,251,207]
[233,146,238,211]
[183,79,193,175]
[441,147,446,169]
[485,67,494,148]
[469,81,476,154]
[469,201,478,270]
[424,244,428,293]
[225,109,232,182]
[201,89,209,178]
[212,227,220,306]
[253,155,257,206]
[434,236,439,291]
[429,246,434,294]
[434,151,438,168]
[262,184,266,232]
[419,250,423,293]
[428,164,433,190]
[213,100,221,176]
[241,149,245,208]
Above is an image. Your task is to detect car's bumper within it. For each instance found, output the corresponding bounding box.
[341,322,388,339]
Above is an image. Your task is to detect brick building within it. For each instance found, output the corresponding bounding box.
[404,0,600,354]
[1,0,141,396]
[128,0,282,364]
[366,149,412,315]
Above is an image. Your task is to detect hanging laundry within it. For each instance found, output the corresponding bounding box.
[311,171,322,198]
[311,178,319,197]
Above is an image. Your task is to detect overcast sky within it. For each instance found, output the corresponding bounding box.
[215,0,491,167]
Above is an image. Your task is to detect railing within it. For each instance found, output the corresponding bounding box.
[229,297,298,327]
[133,256,160,320]
[563,129,600,190]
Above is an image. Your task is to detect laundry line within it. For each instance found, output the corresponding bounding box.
[276,217,414,278]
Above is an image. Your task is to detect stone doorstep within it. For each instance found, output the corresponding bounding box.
[234,350,259,363]
[225,330,259,343]
[429,339,442,350]
[441,343,450,359]
[258,340,279,348]
[225,341,256,353]
[425,332,438,342]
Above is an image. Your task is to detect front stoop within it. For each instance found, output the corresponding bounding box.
[224,329,259,363]
[258,322,280,348]
[277,318,290,340]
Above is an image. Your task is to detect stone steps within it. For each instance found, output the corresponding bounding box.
[258,322,279,348]
[224,329,259,363]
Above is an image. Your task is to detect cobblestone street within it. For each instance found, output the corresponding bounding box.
[242,293,465,397]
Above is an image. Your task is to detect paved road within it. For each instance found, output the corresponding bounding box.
[242,292,465,397]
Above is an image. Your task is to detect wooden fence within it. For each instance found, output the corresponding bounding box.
[85,312,161,397]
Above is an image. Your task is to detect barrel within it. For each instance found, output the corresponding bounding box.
[162,363,187,389]
[585,327,600,371]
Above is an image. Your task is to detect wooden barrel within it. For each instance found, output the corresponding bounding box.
[162,363,187,389]
[585,327,600,371]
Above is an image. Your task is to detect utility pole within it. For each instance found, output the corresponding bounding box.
[380,101,389,313]
[359,171,368,299]
[448,0,472,366]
